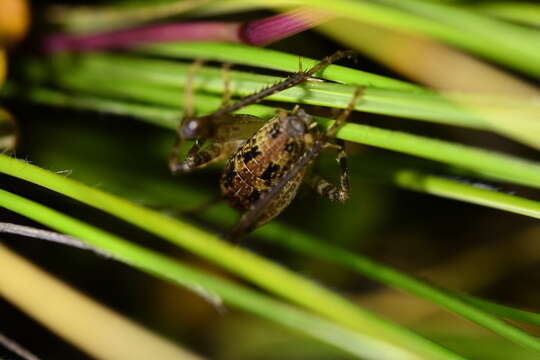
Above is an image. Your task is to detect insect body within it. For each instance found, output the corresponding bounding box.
[220,108,315,227]
[170,52,361,239]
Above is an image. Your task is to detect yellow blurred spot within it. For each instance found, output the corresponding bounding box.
[0,48,5,86]
[0,108,17,151]
[0,244,205,360]
[0,0,30,46]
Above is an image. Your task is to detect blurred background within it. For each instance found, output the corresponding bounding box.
[2,1,540,359]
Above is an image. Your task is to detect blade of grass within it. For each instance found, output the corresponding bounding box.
[13,108,540,354]
[258,0,540,78]
[14,92,540,223]
[473,2,540,26]
[0,191,424,360]
[249,223,540,354]
[137,42,424,93]
[392,170,540,219]
[28,46,540,148]
[51,137,539,355]
[33,53,485,129]
[0,331,41,360]
[14,81,540,191]
[460,295,540,328]
[316,18,540,150]
[0,245,204,360]
[0,155,465,360]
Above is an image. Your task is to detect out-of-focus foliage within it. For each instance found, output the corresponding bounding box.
[2,1,540,360]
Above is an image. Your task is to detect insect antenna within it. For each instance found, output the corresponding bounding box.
[170,59,205,169]
[195,50,356,126]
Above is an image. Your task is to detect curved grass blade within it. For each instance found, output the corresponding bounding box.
[473,2,540,27]
[0,191,426,360]
[37,52,486,129]
[27,47,540,147]
[0,244,204,360]
[393,170,540,219]
[249,223,540,354]
[8,103,540,354]
[278,0,540,78]
[11,90,540,223]
[460,295,540,328]
[316,18,540,150]
[0,155,465,360]
[137,42,423,93]
[13,87,540,190]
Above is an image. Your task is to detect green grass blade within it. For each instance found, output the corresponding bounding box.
[13,91,540,223]
[14,87,540,190]
[11,108,540,354]
[22,44,540,148]
[460,295,540,328]
[393,170,540,219]
[251,224,540,354]
[326,119,540,190]
[472,2,540,27]
[275,0,540,78]
[29,53,487,129]
[87,48,540,149]
[36,52,489,129]
[138,42,423,92]
[0,189,422,360]
[0,154,465,360]
[136,42,540,145]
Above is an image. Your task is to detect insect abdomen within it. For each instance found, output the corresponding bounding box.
[220,118,307,226]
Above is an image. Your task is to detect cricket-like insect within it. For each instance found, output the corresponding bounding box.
[170,51,361,239]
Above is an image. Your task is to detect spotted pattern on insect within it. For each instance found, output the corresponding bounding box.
[220,109,314,226]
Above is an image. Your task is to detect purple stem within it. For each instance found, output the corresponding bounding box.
[44,22,241,52]
[43,8,332,53]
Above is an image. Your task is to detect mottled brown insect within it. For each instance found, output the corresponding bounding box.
[170,52,361,239]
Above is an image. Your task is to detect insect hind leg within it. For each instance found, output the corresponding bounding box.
[326,87,362,137]
[220,63,233,109]
[303,86,361,203]
[304,139,350,203]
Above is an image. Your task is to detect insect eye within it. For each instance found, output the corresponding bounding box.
[180,119,200,139]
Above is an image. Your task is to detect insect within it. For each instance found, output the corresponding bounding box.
[170,51,362,240]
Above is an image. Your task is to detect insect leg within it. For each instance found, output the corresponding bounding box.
[304,139,350,203]
[220,63,233,109]
[170,140,243,174]
[302,87,360,202]
[305,50,355,77]
[200,50,356,121]
[326,87,362,137]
